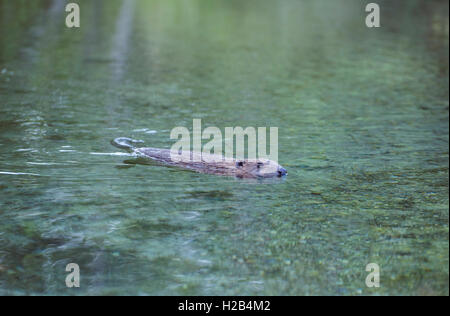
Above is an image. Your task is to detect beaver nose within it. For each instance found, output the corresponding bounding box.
[278,167,287,176]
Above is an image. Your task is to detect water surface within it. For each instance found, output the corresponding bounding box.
[0,0,448,295]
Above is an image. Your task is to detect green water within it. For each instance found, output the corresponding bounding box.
[0,0,448,295]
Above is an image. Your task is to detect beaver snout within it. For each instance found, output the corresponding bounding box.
[278,167,287,177]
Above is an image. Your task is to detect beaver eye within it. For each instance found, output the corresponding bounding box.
[236,161,244,167]
[257,162,264,169]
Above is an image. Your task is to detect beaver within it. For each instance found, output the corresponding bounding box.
[112,137,287,179]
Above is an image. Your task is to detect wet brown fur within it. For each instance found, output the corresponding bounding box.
[134,147,286,178]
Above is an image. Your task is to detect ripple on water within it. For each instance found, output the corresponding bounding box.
[0,171,41,176]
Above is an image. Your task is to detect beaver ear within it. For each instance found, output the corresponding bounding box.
[236,161,244,168]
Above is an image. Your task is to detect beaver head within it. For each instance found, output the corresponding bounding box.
[234,159,287,178]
